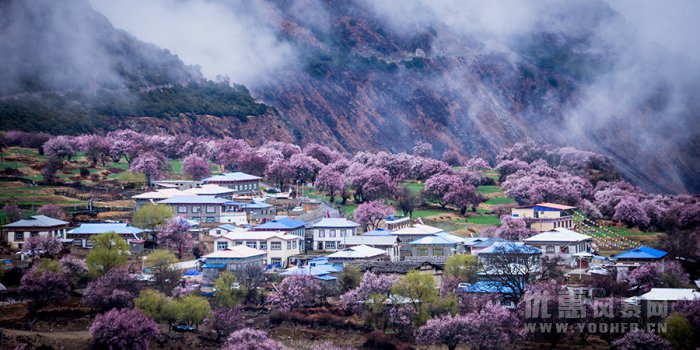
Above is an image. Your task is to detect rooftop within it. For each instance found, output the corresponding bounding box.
[219,230,301,241]
[536,203,577,210]
[356,260,444,274]
[342,235,399,246]
[312,218,360,228]
[524,228,592,243]
[363,228,393,236]
[184,185,235,195]
[458,281,515,294]
[478,242,542,255]
[202,172,262,183]
[204,245,267,259]
[252,217,305,230]
[68,223,144,235]
[464,237,505,248]
[4,215,69,228]
[409,232,466,245]
[157,195,230,205]
[615,246,667,260]
[393,224,444,236]
[636,288,700,301]
[131,188,188,200]
[327,244,388,260]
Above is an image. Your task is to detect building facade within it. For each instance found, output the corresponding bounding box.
[312,218,360,251]
[511,203,576,232]
[201,172,261,193]
[157,195,230,223]
[3,215,69,249]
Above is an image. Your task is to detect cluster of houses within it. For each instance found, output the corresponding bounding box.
[2,174,698,309]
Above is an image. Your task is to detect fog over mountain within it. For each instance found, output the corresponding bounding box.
[1,0,698,194]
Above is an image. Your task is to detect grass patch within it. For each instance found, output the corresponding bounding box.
[402,182,424,194]
[169,159,183,174]
[412,208,451,218]
[476,207,492,214]
[466,215,501,225]
[605,226,660,237]
[484,197,517,205]
[477,185,502,194]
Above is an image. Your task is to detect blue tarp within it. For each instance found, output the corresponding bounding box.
[615,246,667,260]
[183,269,201,276]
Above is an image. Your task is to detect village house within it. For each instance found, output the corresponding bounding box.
[613,246,668,281]
[156,195,230,223]
[208,224,247,236]
[357,259,445,288]
[251,217,306,250]
[408,232,466,258]
[326,244,388,266]
[311,218,360,251]
[625,288,700,317]
[524,228,593,265]
[477,242,543,279]
[341,235,401,261]
[131,188,189,209]
[281,257,343,283]
[201,245,267,280]
[3,215,70,249]
[458,280,518,309]
[511,202,576,232]
[211,230,302,267]
[66,223,144,248]
[201,172,261,193]
[392,223,445,257]
[464,237,505,255]
[183,184,236,199]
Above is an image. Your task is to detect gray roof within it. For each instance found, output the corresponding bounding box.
[202,172,261,183]
[157,195,230,204]
[409,232,465,245]
[342,235,399,246]
[4,215,68,228]
[68,223,144,235]
[312,218,360,228]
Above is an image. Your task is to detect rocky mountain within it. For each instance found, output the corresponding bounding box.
[0,0,698,194]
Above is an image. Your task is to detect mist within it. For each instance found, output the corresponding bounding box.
[88,0,299,86]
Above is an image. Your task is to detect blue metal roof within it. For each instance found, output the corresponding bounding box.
[218,224,239,231]
[458,281,515,294]
[252,217,305,230]
[68,223,144,235]
[201,263,226,269]
[615,246,667,260]
[363,228,393,236]
[477,242,542,255]
[242,202,272,209]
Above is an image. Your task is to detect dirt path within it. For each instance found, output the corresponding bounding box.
[1,328,91,350]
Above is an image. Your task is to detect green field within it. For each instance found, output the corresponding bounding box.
[465,215,501,225]
[484,197,517,205]
[477,185,502,194]
[402,182,424,194]
[606,226,660,237]
[412,208,451,218]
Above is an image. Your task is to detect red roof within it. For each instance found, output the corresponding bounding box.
[536,203,577,210]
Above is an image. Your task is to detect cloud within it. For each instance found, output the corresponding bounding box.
[88,0,299,86]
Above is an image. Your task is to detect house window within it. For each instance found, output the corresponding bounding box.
[433,248,444,256]
[177,206,187,213]
[260,242,267,250]
[192,206,201,213]
[271,242,282,250]
[546,246,555,253]
[192,217,201,222]
[235,241,243,245]
[318,229,325,238]
[341,229,347,237]
[417,248,428,256]
[292,241,297,249]
[14,232,24,241]
[271,258,281,265]
[30,231,39,237]
[206,217,216,223]
[246,242,257,249]
[326,241,336,249]
[217,241,229,250]
[330,229,336,237]
[206,206,216,213]
[287,241,292,250]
